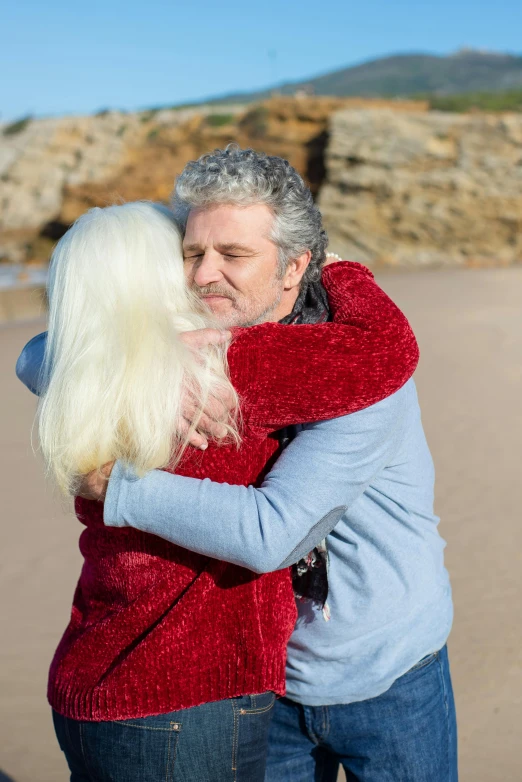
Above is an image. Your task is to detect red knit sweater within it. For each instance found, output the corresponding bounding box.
[48,263,419,721]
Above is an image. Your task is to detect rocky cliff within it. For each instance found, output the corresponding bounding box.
[3,97,521,271]
[0,105,232,264]
[0,97,426,267]
[320,109,522,267]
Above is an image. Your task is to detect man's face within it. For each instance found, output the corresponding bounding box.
[183,203,286,328]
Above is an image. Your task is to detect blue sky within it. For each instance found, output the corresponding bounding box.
[1,0,521,120]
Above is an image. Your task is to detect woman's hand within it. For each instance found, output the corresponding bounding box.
[179,329,234,450]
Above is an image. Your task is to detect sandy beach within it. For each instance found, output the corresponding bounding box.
[1,266,521,782]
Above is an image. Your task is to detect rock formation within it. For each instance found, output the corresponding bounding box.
[4,97,522,271]
[320,109,522,267]
[0,107,220,264]
[0,97,427,266]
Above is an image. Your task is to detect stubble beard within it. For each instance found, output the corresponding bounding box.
[192,281,284,328]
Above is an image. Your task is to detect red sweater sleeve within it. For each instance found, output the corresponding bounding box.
[227,261,419,431]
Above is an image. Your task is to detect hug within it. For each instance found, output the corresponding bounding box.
[17,146,457,781]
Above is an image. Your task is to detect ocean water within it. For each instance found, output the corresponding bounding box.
[0,265,48,291]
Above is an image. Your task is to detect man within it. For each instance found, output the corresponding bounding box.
[17,146,457,781]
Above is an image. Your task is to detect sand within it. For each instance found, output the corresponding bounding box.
[1,266,521,782]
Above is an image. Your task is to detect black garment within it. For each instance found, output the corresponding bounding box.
[277,279,331,607]
[278,279,330,326]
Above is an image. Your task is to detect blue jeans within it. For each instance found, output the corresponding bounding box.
[53,691,275,781]
[266,646,458,781]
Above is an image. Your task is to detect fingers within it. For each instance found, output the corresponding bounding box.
[178,344,236,450]
[180,328,232,351]
[205,388,236,417]
[179,415,209,450]
[179,406,228,450]
[195,412,229,439]
[77,468,110,501]
[181,410,227,447]
[221,387,237,413]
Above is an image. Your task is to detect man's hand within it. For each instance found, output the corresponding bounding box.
[179,328,234,450]
[77,461,115,502]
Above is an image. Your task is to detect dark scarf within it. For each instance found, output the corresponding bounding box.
[279,279,330,326]
[278,279,332,613]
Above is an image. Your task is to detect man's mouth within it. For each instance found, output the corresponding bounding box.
[202,294,231,302]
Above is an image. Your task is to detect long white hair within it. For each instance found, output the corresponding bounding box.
[38,201,239,496]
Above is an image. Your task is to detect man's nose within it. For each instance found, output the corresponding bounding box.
[192,253,224,287]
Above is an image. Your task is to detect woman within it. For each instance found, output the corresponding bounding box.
[35,201,419,781]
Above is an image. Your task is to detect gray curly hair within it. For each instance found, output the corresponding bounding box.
[171,145,328,285]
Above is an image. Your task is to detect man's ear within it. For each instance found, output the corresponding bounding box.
[283,250,312,290]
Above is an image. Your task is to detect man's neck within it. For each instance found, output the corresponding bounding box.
[265,287,300,323]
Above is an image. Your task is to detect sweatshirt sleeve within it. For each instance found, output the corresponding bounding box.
[15,331,47,395]
[226,262,419,431]
[104,383,411,573]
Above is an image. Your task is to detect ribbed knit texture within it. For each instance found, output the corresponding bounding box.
[48,262,420,721]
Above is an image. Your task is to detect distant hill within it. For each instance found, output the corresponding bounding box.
[209,49,522,104]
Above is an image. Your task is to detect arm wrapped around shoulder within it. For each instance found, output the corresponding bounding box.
[227,260,419,430]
